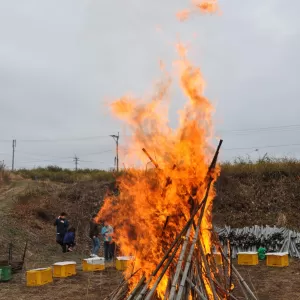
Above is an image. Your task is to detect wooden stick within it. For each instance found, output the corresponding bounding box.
[129,140,223,299]
[175,213,202,300]
[227,239,233,296]
[142,148,159,169]
[167,248,208,300]
[219,247,258,300]
[198,241,219,300]
[195,254,206,297]
[185,275,208,300]
[232,267,255,300]
[143,236,184,300]
[134,197,208,299]
[169,224,193,299]
[185,261,193,300]
[106,268,141,300]
[127,275,146,300]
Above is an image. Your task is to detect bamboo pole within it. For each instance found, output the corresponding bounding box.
[198,240,219,300]
[219,247,258,300]
[169,224,193,299]
[107,269,141,300]
[231,267,255,300]
[195,255,206,297]
[175,213,202,300]
[167,249,208,300]
[128,140,223,299]
[132,222,190,300]
[143,236,184,300]
[185,261,193,300]
[127,275,146,300]
[185,276,208,300]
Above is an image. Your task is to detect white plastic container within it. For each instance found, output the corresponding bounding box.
[85,257,105,265]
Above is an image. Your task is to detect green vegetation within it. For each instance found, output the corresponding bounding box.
[15,165,116,183]
[222,157,300,176]
[5,157,300,184]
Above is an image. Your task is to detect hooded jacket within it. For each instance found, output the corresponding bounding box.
[63,232,75,244]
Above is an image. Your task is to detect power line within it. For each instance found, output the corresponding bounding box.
[1,124,300,143]
[223,142,300,151]
[0,135,113,143]
[80,150,112,156]
[16,150,70,159]
[219,124,300,133]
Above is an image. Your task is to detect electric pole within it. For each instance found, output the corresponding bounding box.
[110,132,119,172]
[73,155,79,171]
[12,139,16,171]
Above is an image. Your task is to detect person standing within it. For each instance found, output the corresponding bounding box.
[89,214,100,257]
[102,220,114,261]
[54,212,69,252]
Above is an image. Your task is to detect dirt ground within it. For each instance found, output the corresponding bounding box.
[0,254,123,300]
[234,258,300,300]
[1,180,300,299]
[1,256,300,299]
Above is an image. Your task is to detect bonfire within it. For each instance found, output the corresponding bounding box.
[98,1,258,299]
[99,51,257,299]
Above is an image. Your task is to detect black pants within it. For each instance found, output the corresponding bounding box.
[104,241,115,260]
[56,234,65,252]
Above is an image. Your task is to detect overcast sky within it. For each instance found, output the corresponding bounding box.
[0,0,299,170]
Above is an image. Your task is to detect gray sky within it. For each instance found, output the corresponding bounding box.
[0,0,300,170]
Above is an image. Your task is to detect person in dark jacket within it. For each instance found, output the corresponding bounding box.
[63,227,76,253]
[54,212,69,251]
[89,214,100,257]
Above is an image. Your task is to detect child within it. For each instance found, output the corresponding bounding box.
[63,227,76,253]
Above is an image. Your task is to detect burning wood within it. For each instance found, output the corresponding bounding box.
[98,35,257,299]
[102,141,258,299]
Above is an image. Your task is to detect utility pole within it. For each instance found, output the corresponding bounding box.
[73,155,79,171]
[110,132,119,172]
[12,139,16,171]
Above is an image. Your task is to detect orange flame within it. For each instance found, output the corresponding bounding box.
[176,9,191,22]
[177,0,219,22]
[98,44,220,298]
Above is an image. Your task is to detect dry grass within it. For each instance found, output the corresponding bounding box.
[15,166,117,183]
[0,161,11,185]
[1,159,300,299]
[222,157,300,176]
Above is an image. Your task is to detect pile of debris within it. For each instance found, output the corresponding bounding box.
[217,225,300,258]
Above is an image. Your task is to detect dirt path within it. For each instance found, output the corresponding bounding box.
[0,180,29,213]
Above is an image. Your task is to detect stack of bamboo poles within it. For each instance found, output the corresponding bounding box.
[105,141,258,300]
[217,225,300,258]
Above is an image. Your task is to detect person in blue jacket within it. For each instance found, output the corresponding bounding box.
[54,212,69,252]
[63,227,76,253]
